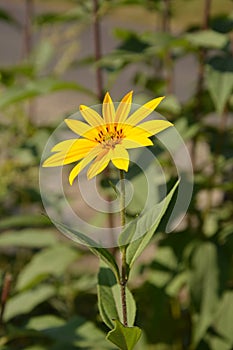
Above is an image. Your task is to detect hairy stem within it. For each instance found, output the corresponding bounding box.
[119,169,128,326]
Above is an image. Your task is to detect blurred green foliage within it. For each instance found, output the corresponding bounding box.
[0,0,233,349]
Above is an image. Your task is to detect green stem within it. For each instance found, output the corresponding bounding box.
[119,169,128,326]
[93,0,118,254]
[119,169,126,227]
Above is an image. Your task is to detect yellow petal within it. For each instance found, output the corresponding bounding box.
[80,105,104,127]
[51,139,78,153]
[124,124,151,138]
[110,145,129,171]
[138,120,173,135]
[65,119,96,140]
[115,91,133,123]
[43,139,96,167]
[121,138,153,149]
[69,162,84,185]
[102,92,115,125]
[123,125,153,147]
[69,145,102,185]
[126,96,165,125]
[87,150,110,179]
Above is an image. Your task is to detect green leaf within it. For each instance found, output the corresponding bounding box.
[64,273,97,294]
[207,55,233,73]
[34,6,91,26]
[125,170,148,215]
[211,14,233,34]
[0,214,51,229]
[0,78,93,109]
[123,180,179,268]
[203,213,218,237]
[146,246,178,289]
[209,291,233,350]
[186,30,228,49]
[206,65,233,114]
[16,244,78,290]
[4,285,55,321]
[0,63,34,85]
[106,320,141,350]
[174,117,199,141]
[166,271,189,297]
[220,225,233,253]
[98,263,136,329]
[159,94,181,115]
[54,220,120,282]
[33,40,54,73]
[190,242,220,345]
[29,315,114,349]
[0,229,57,248]
[26,315,64,330]
[142,31,174,47]
[147,270,172,288]
[114,28,149,53]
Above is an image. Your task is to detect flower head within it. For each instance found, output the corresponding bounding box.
[43,91,173,185]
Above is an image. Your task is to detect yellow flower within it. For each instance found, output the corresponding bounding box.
[43,91,173,185]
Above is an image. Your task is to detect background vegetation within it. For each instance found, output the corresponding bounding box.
[0,0,233,349]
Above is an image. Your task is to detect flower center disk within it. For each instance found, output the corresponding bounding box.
[95,125,124,149]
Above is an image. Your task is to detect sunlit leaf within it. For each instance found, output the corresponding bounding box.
[206,64,233,114]
[146,246,178,288]
[173,117,199,141]
[0,214,51,229]
[4,285,55,321]
[0,229,57,248]
[0,78,93,109]
[33,40,54,73]
[159,94,181,115]
[26,315,64,330]
[34,6,91,26]
[33,315,113,349]
[203,213,218,237]
[106,319,141,350]
[16,244,79,290]
[190,242,221,345]
[186,30,228,49]
[209,291,233,350]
